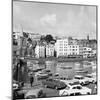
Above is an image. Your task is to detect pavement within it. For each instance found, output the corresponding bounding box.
[16,81,59,97]
[15,79,97,99]
[85,83,97,94]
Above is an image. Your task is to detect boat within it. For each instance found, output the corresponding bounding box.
[75,70,88,74]
[60,66,72,69]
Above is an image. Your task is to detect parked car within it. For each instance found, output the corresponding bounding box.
[59,83,92,96]
[25,88,46,99]
[13,80,20,90]
[35,71,49,80]
[13,81,25,100]
[85,74,96,83]
[60,78,80,85]
[13,83,19,90]
[74,75,90,85]
[42,78,67,90]
[13,89,25,100]
[42,69,52,76]
[13,80,24,90]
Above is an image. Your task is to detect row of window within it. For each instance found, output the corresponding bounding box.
[46,51,54,54]
[59,41,68,43]
[59,46,78,48]
[59,49,78,51]
[59,52,79,55]
[46,49,54,51]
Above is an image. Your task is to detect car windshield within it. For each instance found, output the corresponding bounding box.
[69,82,80,85]
[86,75,92,78]
[72,86,82,89]
[77,86,82,89]
[72,87,77,89]
[75,77,84,79]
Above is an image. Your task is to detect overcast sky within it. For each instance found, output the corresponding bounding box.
[13,1,97,39]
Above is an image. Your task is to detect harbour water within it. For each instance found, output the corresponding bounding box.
[27,60,97,80]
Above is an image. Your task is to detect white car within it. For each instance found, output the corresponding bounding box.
[59,84,91,96]
[60,78,80,85]
[13,83,19,89]
[74,75,90,85]
[85,74,97,83]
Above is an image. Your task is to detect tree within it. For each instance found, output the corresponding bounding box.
[27,38,32,44]
[45,34,53,43]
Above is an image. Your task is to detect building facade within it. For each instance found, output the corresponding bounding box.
[46,44,55,57]
[35,43,45,58]
[55,38,80,57]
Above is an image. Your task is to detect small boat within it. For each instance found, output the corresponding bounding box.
[37,73,49,80]
[54,73,59,76]
[76,70,88,74]
[60,66,72,69]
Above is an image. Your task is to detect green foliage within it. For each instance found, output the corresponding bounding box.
[45,34,53,43]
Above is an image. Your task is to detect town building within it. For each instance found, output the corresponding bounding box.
[13,32,23,56]
[35,42,45,58]
[46,44,55,57]
[55,38,80,57]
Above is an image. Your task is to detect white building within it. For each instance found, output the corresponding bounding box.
[35,43,45,58]
[55,38,80,57]
[46,44,55,57]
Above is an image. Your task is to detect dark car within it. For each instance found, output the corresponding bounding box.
[13,88,25,100]
[25,88,46,99]
[42,78,67,90]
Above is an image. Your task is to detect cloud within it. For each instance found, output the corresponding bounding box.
[40,14,57,27]
[13,1,96,39]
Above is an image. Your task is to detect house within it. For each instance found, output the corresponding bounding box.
[46,44,55,57]
[35,42,45,58]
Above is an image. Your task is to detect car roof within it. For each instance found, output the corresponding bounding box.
[25,88,43,97]
[74,75,84,78]
[86,74,93,76]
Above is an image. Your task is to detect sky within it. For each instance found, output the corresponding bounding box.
[13,1,97,39]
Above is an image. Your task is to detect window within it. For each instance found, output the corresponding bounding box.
[84,48,86,50]
[72,87,77,89]
[60,49,63,51]
[75,93,81,95]
[70,93,74,96]
[77,86,82,89]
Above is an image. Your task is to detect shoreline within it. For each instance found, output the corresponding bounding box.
[24,57,97,62]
